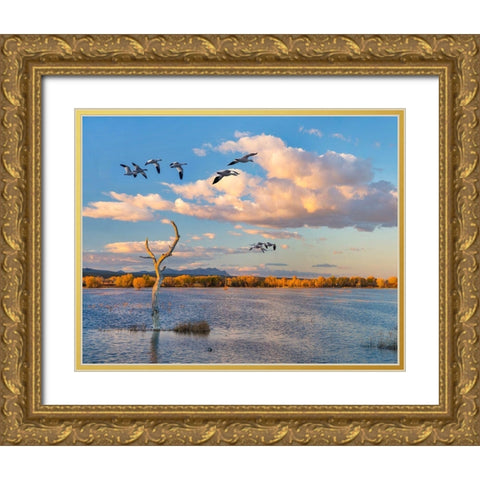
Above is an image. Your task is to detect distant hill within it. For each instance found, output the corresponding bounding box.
[82,267,231,278]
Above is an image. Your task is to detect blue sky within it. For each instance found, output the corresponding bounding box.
[82,113,399,278]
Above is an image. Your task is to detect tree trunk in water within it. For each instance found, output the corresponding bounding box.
[151,277,161,330]
[144,221,180,330]
[151,269,166,330]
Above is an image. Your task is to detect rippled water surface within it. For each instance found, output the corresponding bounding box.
[82,288,398,365]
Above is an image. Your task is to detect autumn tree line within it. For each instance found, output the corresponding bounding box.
[83,274,398,289]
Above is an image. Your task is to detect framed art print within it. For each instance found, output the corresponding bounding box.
[1,35,479,445]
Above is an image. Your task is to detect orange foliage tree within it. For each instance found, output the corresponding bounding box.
[84,276,104,288]
[133,277,147,289]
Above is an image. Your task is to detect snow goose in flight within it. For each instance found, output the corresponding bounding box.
[212,169,240,185]
[249,242,266,253]
[228,152,257,166]
[120,164,136,177]
[264,242,276,251]
[170,162,187,180]
[145,158,162,174]
[132,162,148,179]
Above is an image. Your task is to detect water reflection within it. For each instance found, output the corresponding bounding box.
[150,330,160,363]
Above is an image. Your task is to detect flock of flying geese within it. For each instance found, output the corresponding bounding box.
[121,151,275,254]
[249,241,276,253]
[212,152,257,184]
[120,152,258,184]
[121,160,186,180]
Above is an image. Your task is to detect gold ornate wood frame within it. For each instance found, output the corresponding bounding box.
[0,34,479,445]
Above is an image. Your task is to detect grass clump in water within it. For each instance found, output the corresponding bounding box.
[128,324,147,332]
[365,330,397,351]
[173,320,210,335]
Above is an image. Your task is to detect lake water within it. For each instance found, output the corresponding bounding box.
[82,287,398,366]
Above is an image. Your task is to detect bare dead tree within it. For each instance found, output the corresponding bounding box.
[144,220,180,330]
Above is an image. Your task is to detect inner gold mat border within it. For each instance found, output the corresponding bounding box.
[75,108,405,371]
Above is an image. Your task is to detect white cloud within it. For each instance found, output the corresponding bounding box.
[234,130,250,138]
[193,142,213,157]
[192,147,207,157]
[198,134,396,230]
[83,192,173,222]
[203,232,216,239]
[300,126,323,138]
[105,239,171,254]
[331,133,350,142]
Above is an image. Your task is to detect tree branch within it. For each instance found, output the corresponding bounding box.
[144,220,180,272]
[144,238,157,263]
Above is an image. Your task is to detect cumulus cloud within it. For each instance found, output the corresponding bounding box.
[203,232,216,239]
[83,133,397,232]
[83,192,173,222]
[205,133,396,230]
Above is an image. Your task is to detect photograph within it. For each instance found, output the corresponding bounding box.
[79,110,402,368]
